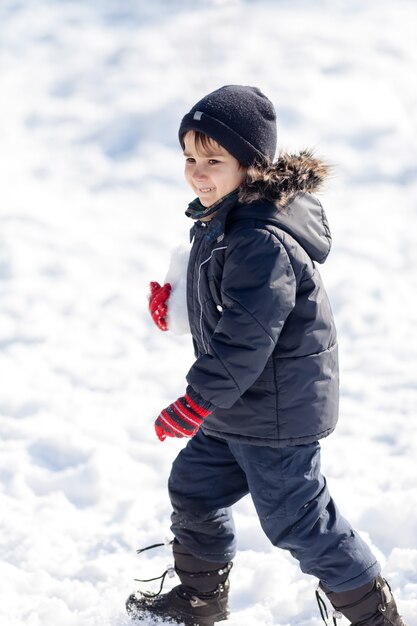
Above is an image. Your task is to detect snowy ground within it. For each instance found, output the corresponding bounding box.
[1,1,417,624]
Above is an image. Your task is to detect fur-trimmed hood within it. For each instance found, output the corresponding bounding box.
[229,149,332,264]
[238,149,329,209]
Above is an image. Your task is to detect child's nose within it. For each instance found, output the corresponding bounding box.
[193,165,207,180]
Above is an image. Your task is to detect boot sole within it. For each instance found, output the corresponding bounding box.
[129,610,228,626]
[129,613,228,626]
[126,594,229,626]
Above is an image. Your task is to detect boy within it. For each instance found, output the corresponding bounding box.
[127,86,407,626]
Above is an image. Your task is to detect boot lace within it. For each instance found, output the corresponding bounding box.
[133,539,233,600]
[136,539,174,555]
[134,539,175,597]
[315,586,342,626]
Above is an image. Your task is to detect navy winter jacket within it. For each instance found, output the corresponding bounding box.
[185,152,339,447]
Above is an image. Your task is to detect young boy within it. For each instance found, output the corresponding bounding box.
[127,85,407,626]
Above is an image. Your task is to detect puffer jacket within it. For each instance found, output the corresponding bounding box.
[185,151,339,447]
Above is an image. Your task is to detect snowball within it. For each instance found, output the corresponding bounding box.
[164,244,191,336]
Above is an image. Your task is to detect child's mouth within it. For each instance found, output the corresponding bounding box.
[198,187,214,193]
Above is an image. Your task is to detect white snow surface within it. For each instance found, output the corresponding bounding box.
[1,1,417,624]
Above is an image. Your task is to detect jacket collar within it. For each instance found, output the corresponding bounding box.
[185,189,239,221]
[188,191,240,243]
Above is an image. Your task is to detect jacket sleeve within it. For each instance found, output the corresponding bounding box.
[186,227,296,409]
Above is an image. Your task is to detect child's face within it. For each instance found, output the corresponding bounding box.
[183,131,246,207]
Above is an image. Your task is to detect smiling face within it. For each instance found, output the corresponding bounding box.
[183,131,247,207]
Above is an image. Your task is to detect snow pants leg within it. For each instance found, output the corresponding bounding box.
[168,430,380,592]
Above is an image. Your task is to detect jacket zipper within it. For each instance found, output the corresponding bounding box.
[197,245,228,354]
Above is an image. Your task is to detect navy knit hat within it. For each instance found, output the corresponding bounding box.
[178,85,277,166]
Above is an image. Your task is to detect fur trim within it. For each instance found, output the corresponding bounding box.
[238,150,329,209]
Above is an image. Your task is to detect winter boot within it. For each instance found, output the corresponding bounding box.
[317,575,408,626]
[126,540,232,626]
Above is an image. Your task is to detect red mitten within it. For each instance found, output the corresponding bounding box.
[154,394,212,441]
[149,282,171,331]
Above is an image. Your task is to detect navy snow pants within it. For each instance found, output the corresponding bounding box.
[168,430,380,592]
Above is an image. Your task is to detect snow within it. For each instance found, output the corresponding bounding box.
[1,0,417,624]
[164,245,191,336]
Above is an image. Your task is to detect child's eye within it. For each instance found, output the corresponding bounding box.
[185,157,196,164]
[208,159,219,165]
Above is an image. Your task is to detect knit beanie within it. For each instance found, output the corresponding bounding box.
[178,85,277,166]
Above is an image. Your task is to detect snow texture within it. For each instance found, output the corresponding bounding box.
[0,1,417,625]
